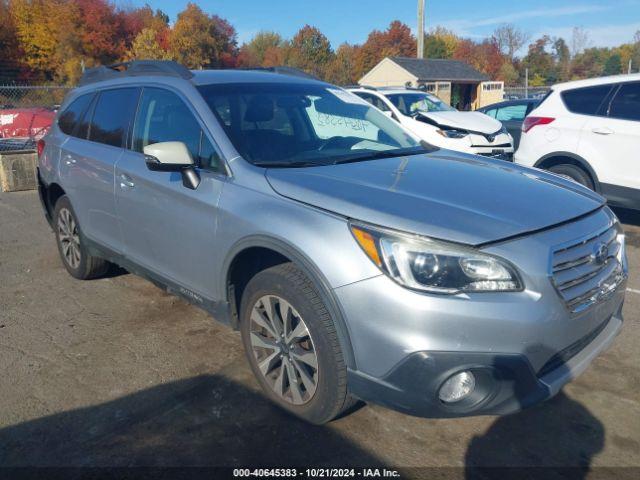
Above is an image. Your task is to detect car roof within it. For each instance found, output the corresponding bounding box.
[191,69,326,86]
[551,73,640,92]
[74,68,327,94]
[348,87,433,95]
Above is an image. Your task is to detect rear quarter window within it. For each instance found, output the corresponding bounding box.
[561,85,613,116]
[57,94,94,136]
[608,82,640,121]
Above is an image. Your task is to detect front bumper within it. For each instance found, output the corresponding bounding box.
[347,306,623,418]
[336,207,626,417]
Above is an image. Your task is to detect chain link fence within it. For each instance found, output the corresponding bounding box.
[503,86,552,100]
[0,85,72,152]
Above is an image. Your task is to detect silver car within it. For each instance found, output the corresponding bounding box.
[37,61,628,424]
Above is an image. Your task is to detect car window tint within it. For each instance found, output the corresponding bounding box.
[609,82,640,121]
[561,85,612,116]
[133,88,222,169]
[89,88,139,147]
[133,88,201,161]
[199,133,223,171]
[495,104,528,121]
[354,92,390,112]
[75,95,97,140]
[58,94,93,136]
[242,98,294,135]
[483,108,497,118]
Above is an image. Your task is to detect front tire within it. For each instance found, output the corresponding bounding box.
[53,195,110,280]
[240,263,353,424]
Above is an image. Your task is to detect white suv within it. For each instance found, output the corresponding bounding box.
[515,74,640,210]
[348,87,514,161]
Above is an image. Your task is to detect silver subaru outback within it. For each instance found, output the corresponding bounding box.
[37,61,627,424]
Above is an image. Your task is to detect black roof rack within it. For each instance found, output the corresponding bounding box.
[79,60,194,86]
[240,66,320,81]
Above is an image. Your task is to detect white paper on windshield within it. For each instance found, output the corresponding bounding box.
[326,88,370,106]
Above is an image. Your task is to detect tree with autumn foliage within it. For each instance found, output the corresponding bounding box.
[354,21,415,80]
[237,31,285,67]
[325,43,359,85]
[169,3,237,69]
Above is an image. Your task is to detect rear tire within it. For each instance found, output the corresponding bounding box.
[548,164,594,190]
[239,262,354,424]
[53,195,110,280]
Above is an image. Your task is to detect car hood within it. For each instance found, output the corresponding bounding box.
[417,111,502,134]
[265,151,605,245]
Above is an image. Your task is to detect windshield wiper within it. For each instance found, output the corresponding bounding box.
[331,147,429,165]
[253,160,329,168]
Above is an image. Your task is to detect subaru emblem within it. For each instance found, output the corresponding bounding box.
[592,242,609,265]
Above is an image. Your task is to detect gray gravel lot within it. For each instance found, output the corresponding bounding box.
[1,190,639,477]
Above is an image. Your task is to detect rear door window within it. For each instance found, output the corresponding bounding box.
[354,92,391,112]
[88,88,140,148]
[58,93,94,136]
[483,108,497,118]
[495,104,528,121]
[608,82,640,121]
[561,85,613,116]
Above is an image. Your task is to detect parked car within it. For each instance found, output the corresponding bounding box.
[38,61,627,424]
[348,86,514,161]
[0,107,56,139]
[515,74,640,210]
[477,99,539,149]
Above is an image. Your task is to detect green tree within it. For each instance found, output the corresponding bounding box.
[423,27,459,59]
[287,25,333,78]
[522,36,555,84]
[239,31,283,66]
[603,53,622,75]
[423,36,448,58]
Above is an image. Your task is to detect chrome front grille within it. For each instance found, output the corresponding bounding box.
[551,222,626,313]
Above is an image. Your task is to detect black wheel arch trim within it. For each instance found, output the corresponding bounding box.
[534,151,601,193]
[222,235,357,370]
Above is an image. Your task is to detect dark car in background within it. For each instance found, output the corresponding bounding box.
[478,99,539,148]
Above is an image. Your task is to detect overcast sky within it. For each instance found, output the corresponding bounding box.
[127,0,640,52]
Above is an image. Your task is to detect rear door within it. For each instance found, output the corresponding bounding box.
[115,87,226,299]
[59,88,139,253]
[578,82,640,198]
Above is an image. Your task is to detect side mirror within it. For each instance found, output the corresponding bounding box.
[143,141,200,190]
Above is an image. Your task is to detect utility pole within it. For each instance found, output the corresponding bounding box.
[629,59,633,74]
[525,68,529,99]
[417,0,425,59]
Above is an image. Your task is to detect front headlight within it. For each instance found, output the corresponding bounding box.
[350,223,522,294]
[436,128,468,139]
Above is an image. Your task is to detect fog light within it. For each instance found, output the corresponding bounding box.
[438,371,475,403]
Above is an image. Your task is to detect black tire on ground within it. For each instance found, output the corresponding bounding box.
[53,195,111,280]
[239,262,355,424]
[548,164,594,190]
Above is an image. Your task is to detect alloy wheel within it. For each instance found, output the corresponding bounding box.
[249,295,319,405]
[57,208,81,269]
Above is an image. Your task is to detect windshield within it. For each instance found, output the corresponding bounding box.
[196,82,422,167]
[386,92,456,116]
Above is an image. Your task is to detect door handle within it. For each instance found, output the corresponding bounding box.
[592,127,614,135]
[63,155,76,166]
[119,174,135,189]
